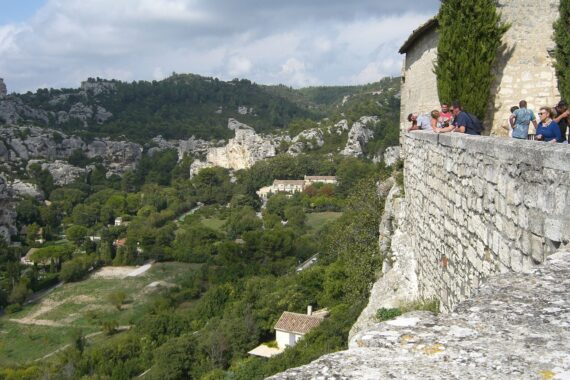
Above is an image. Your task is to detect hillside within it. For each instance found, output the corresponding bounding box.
[0,74,400,143]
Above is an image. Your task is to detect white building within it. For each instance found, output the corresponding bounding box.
[274,306,329,349]
[256,177,337,201]
[304,176,337,186]
[248,306,329,358]
[114,217,123,226]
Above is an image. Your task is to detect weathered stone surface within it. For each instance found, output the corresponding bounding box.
[0,97,50,125]
[86,139,142,176]
[177,136,212,160]
[190,119,277,176]
[270,250,570,380]
[403,132,570,311]
[80,80,116,96]
[383,146,401,167]
[28,160,87,186]
[349,183,419,340]
[288,128,325,155]
[9,179,43,200]
[340,116,376,157]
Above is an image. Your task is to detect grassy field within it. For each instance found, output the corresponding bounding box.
[201,217,226,232]
[306,212,343,231]
[0,262,200,366]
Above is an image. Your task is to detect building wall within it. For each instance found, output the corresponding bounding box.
[402,131,570,311]
[400,29,440,139]
[487,0,561,136]
[276,330,302,349]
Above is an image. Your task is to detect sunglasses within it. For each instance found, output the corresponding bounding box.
[538,112,547,115]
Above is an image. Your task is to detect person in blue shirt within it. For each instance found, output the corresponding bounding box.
[510,100,537,140]
[407,113,433,132]
[435,101,480,135]
[535,107,562,143]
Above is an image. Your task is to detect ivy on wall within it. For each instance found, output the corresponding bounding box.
[555,0,570,102]
[434,0,509,119]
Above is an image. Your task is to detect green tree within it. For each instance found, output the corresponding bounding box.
[108,291,127,310]
[555,0,570,102]
[435,0,509,119]
[66,225,88,246]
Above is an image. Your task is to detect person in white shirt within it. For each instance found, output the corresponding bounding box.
[407,112,432,132]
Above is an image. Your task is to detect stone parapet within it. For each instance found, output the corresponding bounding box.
[403,131,570,311]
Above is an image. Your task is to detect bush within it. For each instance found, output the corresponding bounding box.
[4,303,22,314]
[376,307,402,322]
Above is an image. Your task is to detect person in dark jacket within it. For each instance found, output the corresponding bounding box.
[435,101,479,135]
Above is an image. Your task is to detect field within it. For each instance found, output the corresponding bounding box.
[306,212,343,231]
[0,262,200,366]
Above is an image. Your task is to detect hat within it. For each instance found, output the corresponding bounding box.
[557,100,567,108]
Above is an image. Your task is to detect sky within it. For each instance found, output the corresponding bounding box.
[0,0,439,93]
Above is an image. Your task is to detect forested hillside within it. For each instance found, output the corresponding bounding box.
[3,74,400,143]
[0,72,404,379]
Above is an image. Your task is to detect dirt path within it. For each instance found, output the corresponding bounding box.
[9,299,65,327]
[34,326,131,362]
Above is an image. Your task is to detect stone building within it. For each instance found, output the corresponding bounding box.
[399,1,561,136]
[0,78,6,98]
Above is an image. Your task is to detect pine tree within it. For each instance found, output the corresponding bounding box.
[435,0,509,119]
[555,0,570,102]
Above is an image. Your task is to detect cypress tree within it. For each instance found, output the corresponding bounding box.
[435,0,509,119]
[555,0,570,102]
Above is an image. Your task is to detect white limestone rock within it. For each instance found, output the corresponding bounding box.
[227,118,254,131]
[9,179,43,200]
[340,116,377,157]
[383,146,401,167]
[177,136,212,160]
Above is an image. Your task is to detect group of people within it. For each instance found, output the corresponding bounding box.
[407,99,570,143]
[505,100,568,143]
[407,101,481,136]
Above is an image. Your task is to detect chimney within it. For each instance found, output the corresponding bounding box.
[307,305,313,316]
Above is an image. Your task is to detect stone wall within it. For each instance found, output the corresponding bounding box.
[399,28,440,139]
[403,131,570,311]
[488,0,560,136]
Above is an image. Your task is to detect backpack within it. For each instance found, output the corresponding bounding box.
[465,112,484,135]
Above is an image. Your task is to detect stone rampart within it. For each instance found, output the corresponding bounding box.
[403,131,570,311]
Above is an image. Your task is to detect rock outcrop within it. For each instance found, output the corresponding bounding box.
[287,128,324,156]
[190,119,277,176]
[0,97,50,125]
[383,146,401,167]
[270,250,570,379]
[0,78,6,98]
[0,176,17,243]
[28,160,87,186]
[340,116,377,157]
[0,126,142,176]
[349,181,418,340]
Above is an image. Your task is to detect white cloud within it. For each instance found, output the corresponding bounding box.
[228,56,252,76]
[0,0,438,91]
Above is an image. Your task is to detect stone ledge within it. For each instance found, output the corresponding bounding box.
[405,132,570,172]
[268,251,570,379]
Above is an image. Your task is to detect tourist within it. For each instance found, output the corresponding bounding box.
[438,102,453,129]
[510,100,537,140]
[503,105,518,137]
[435,101,480,135]
[554,100,569,142]
[430,110,441,131]
[535,107,562,143]
[407,112,432,132]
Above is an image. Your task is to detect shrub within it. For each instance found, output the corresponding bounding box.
[435,0,509,119]
[376,307,402,322]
